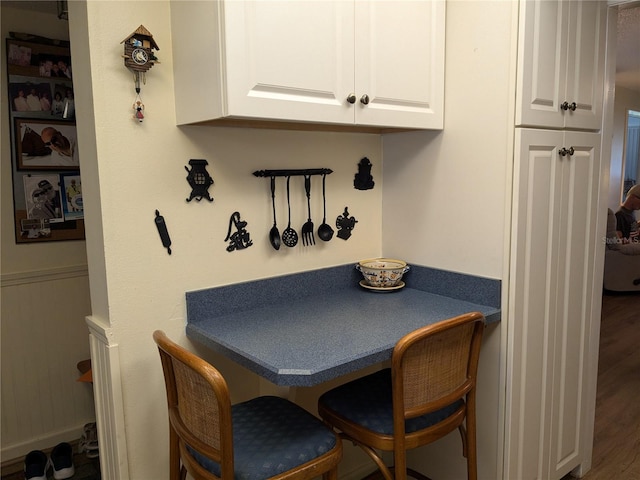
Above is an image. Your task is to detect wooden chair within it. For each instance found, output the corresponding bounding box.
[153,330,342,480]
[317,312,485,480]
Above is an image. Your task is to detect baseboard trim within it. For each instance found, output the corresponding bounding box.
[0,425,88,474]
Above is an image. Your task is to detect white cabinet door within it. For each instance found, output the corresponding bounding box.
[516,0,604,130]
[506,128,600,480]
[354,0,445,129]
[171,0,444,130]
[223,0,354,125]
[172,0,354,125]
[547,131,599,479]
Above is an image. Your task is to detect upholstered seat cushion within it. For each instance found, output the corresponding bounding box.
[189,395,337,480]
[319,368,463,435]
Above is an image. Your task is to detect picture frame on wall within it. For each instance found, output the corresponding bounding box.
[14,118,79,170]
[6,35,84,243]
[60,172,83,220]
[22,173,64,224]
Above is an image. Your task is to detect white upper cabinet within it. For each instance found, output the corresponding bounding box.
[515,0,605,130]
[170,1,445,130]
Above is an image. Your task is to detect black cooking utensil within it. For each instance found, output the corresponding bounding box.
[317,173,334,241]
[282,176,298,247]
[301,175,315,246]
[268,176,281,250]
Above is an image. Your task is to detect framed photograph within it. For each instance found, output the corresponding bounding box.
[6,35,84,243]
[60,172,83,220]
[7,39,72,79]
[22,173,64,224]
[14,118,79,170]
[9,81,52,113]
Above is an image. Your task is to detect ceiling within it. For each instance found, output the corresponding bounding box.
[616,3,640,91]
[3,0,640,92]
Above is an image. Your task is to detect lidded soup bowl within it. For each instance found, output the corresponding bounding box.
[356,258,409,287]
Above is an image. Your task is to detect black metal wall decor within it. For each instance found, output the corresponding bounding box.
[253,168,333,179]
[254,169,333,249]
[225,211,253,252]
[354,157,375,190]
[336,206,358,240]
[185,159,214,202]
[154,209,172,254]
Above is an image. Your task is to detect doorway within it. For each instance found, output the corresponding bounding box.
[622,109,640,199]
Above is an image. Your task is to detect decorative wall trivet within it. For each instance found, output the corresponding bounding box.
[185,159,214,202]
[225,211,253,252]
[354,157,375,190]
[336,207,358,240]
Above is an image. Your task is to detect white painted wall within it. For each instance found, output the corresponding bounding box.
[382,2,516,478]
[382,1,514,280]
[608,86,640,209]
[69,2,383,478]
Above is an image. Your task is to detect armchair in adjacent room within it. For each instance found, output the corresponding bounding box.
[603,208,640,292]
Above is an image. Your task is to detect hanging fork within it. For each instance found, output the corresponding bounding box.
[301,175,315,246]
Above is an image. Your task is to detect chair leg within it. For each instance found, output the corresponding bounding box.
[458,424,468,458]
[340,433,394,480]
[170,426,181,480]
[465,403,478,480]
[323,466,339,480]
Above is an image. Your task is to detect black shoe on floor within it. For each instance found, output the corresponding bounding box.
[50,442,75,480]
[24,450,49,480]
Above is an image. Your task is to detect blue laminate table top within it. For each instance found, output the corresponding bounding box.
[186,264,501,387]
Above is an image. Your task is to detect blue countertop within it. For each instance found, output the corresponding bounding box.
[186,264,501,387]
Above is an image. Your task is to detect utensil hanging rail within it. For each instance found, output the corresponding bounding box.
[253,168,333,178]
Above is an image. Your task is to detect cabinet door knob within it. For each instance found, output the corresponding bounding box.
[559,147,575,157]
[347,93,356,104]
[561,101,577,111]
[360,94,370,105]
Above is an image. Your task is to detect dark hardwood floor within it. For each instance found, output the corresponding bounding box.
[564,291,640,480]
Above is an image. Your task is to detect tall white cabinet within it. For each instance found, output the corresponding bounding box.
[170,0,445,130]
[505,1,606,479]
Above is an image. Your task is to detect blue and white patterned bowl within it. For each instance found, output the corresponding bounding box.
[356,258,409,288]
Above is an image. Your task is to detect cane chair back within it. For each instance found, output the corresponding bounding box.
[318,312,485,480]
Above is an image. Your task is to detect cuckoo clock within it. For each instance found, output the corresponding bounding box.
[121,25,159,121]
[122,25,159,73]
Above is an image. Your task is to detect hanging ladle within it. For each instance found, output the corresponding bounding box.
[318,173,334,241]
[268,176,281,250]
[282,176,298,247]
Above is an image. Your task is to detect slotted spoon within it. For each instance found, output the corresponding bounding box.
[282,176,298,247]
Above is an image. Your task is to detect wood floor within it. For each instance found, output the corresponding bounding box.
[563,291,640,480]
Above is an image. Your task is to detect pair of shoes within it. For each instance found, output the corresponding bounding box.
[24,443,75,480]
[79,422,99,459]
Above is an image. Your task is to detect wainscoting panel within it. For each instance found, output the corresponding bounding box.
[1,266,95,461]
[87,316,129,479]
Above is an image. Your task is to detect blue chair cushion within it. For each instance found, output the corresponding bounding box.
[319,368,463,435]
[188,395,337,480]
